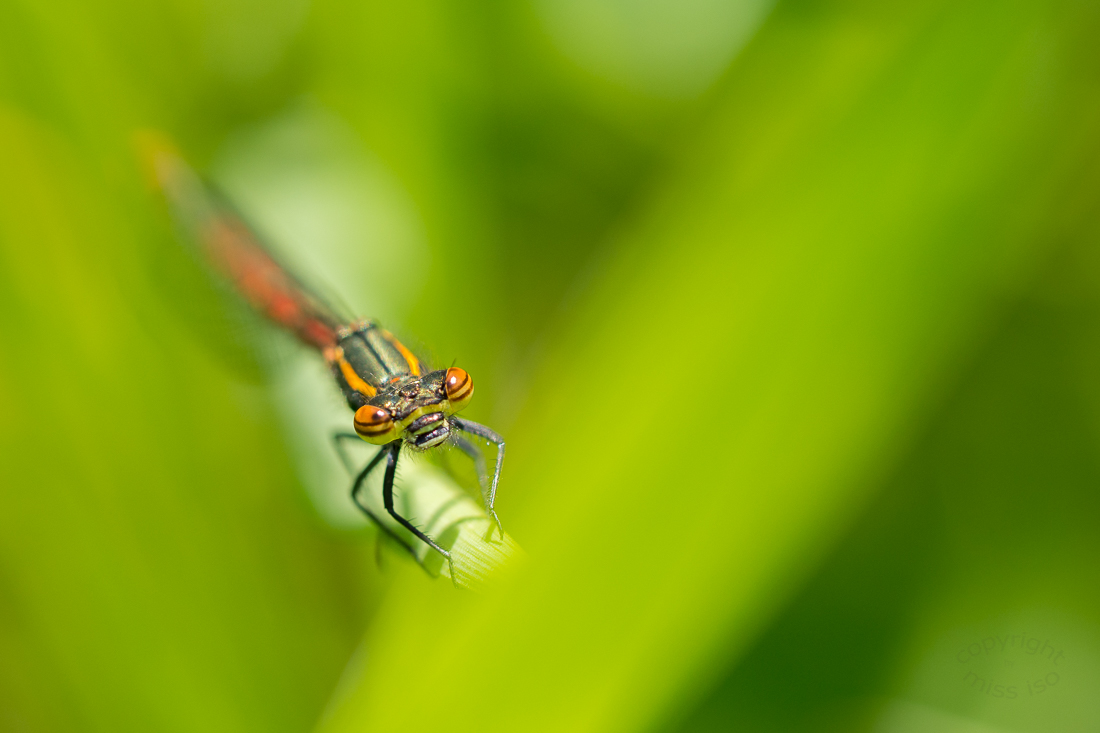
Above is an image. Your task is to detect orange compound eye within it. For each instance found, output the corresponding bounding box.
[444,367,474,411]
[354,405,397,445]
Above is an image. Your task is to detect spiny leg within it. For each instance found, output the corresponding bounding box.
[332,431,363,474]
[453,434,503,541]
[453,435,488,486]
[332,432,421,563]
[381,443,455,579]
[452,418,505,540]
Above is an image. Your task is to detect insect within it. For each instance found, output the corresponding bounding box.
[146,142,504,572]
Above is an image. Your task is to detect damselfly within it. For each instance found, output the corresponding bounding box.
[146,142,504,571]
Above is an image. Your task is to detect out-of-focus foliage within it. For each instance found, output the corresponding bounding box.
[2,0,1100,732]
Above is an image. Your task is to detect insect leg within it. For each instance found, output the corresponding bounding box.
[452,418,505,539]
[453,435,488,486]
[332,432,421,561]
[381,443,455,578]
[452,433,503,540]
[332,431,363,474]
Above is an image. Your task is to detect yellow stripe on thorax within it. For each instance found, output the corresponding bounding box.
[325,346,377,397]
[382,330,422,376]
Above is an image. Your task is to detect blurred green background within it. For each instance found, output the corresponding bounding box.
[2,0,1100,731]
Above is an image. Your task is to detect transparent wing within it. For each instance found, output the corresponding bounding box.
[149,141,351,350]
